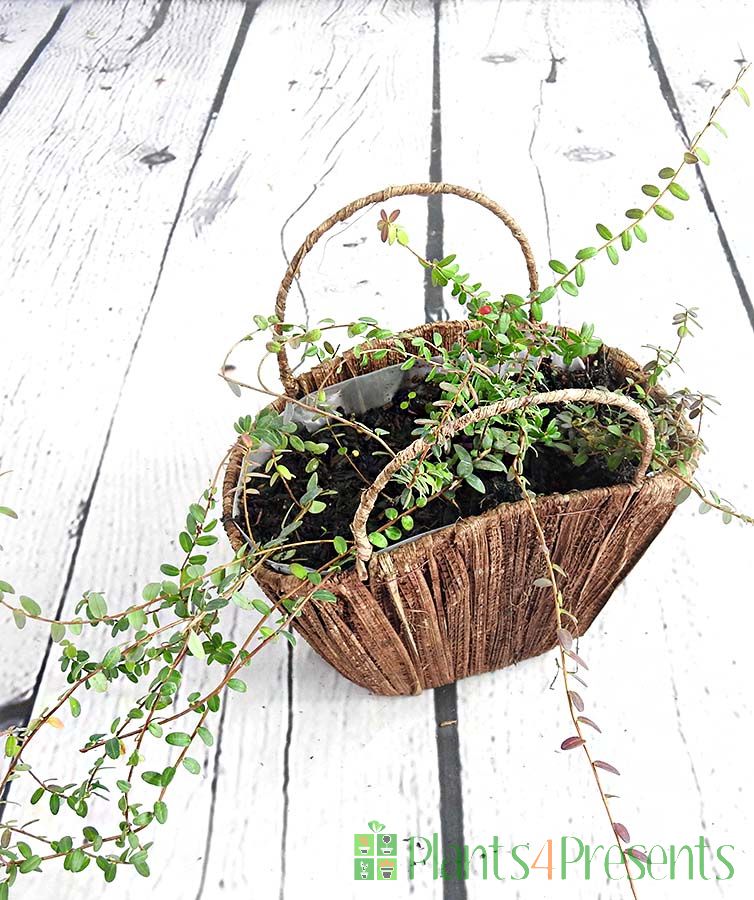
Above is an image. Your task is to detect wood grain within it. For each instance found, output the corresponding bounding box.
[0,0,247,711]
[3,0,753,897]
[441,1,754,896]
[0,1,67,100]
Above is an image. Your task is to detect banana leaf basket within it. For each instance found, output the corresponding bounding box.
[222,183,696,696]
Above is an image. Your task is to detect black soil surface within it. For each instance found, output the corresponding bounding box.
[242,351,639,569]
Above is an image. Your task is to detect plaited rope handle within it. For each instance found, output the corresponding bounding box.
[274,182,539,396]
[351,388,655,579]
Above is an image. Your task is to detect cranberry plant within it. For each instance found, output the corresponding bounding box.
[0,67,750,898]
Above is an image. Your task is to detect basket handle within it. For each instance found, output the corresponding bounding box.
[274,182,539,396]
[351,388,656,579]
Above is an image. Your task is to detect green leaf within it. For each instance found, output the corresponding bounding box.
[12,610,25,630]
[142,582,162,602]
[574,264,585,287]
[19,596,40,617]
[641,184,660,197]
[368,531,388,549]
[134,860,150,878]
[141,770,163,787]
[183,757,201,775]
[683,151,698,164]
[165,732,191,747]
[102,646,122,670]
[179,531,193,553]
[0,580,14,594]
[312,589,337,603]
[228,677,247,692]
[86,592,107,619]
[90,671,108,693]
[187,629,205,660]
[19,855,42,874]
[250,597,271,614]
[160,563,180,577]
[654,204,674,220]
[154,801,168,824]
[289,563,308,580]
[712,120,728,138]
[621,230,632,251]
[68,849,89,873]
[625,208,644,220]
[530,300,543,322]
[333,536,348,555]
[548,259,569,274]
[50,621,65,642]
[0,507,17,519]
[674,487,692,506]
[197,726,214,747]
[658,167,675,179]
[69,697,81,718]
[105,738,121,760]
[606,245,619,265]
[127,608,147,630]
[147,722,163,738]
[537,285,556,303]
[695,146,710,165]
[633,224,648,243]
[595,223,613,240]
[738,84,750,106]
[575,247,598,260]
[560,280,578,297]
[464,473,486,494]
[669,182,689,201]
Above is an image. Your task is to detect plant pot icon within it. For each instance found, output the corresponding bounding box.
[379,859,396,880]
[356,835,372,855]
[379,834,397,855]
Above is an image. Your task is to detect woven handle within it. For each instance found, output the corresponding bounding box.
[351,388,656,579]
[274,182,539,396]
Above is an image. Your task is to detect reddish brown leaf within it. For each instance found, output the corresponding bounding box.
[560,736,585,751]
[594,760,621,775]
[389,208,400,222]
[613,823,630,843]
[379,209,388,221]
[564,648,589,670]
[557,627,574,650]
[627,847,648,863]
[570,672,588,688]
[578,716,602,733]
[568,690,585,712]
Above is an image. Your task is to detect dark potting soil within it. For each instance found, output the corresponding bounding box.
[243,350,640,569]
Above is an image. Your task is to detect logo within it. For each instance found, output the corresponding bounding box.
[354,821,398,881]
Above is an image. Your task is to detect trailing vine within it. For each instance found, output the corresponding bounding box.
[0,67,750,897]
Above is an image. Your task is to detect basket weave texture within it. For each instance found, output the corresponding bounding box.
[223,324,692,696]
[222,183,695,696]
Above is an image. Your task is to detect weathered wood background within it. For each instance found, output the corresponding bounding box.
[1,1,752,898]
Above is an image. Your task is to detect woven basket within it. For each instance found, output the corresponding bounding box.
[222,183,696,696]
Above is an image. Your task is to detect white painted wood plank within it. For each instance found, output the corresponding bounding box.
[181,2,445,897]
[639,0,754,322]
[441,2,754,897]
[0,1,64,95]
[10,1,443,898]
[0,0,246,708]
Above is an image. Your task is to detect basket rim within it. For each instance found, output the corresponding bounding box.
[221,320,699,573]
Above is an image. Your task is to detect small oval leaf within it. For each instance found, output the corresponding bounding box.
[578,716,602,733]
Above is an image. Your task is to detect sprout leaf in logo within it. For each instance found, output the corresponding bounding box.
[368,820,385,833]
